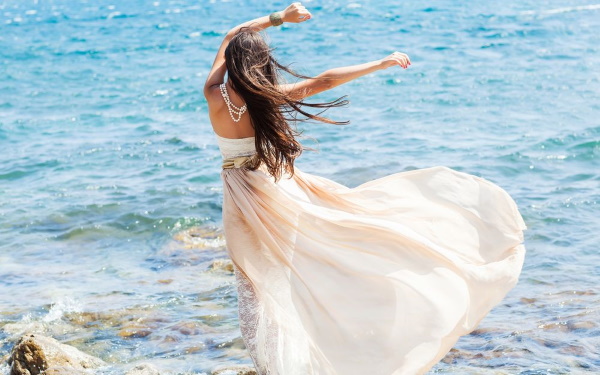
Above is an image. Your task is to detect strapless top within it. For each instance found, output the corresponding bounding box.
[215,134,256,159]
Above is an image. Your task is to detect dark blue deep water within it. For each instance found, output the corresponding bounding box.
[1,0,599,373]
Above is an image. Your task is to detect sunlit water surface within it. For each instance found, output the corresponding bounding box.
[1,0,599,373]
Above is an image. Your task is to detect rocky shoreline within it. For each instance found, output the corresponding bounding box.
[5,334,256,375]
[1,228,257,375]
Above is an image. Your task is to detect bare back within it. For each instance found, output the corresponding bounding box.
[206,82,255,139]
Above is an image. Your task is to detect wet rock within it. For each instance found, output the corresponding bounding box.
[519,297,536,304]
[64,308,167,339]
[560,344,587,356]
[126,363,161,375]
[8,334,105,375]
[440,345,533,364]
[155,226,227,265]
[171,321,203,336]
[183,346,204,354]
[66,311,103,326]
[566,319,596,331]
[172,226,225,250]
[199,313,226,325]
[211,365,257,375]
[469,327,502,336]
[118,323,153,338]
[44,367,82,375]
[213,336,246,350]
[162,335,180,343]
[209,259,234,273]
[440,348,461,364]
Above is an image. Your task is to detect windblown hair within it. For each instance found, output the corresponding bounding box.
[224,27,348,180]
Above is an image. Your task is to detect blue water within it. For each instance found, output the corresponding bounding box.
[1,0,599,373]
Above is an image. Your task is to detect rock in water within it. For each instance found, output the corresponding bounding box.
[8,334,105,375]
[212,366,257,375]
[125,363,161,375]
[208,259,234,273]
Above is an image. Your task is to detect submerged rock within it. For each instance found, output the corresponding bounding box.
[8,334,105,375]
[125,363,161,375]
[117,323,153,338]
[212,366,257,375]
[172,226,225,250]
[208,259,234,273]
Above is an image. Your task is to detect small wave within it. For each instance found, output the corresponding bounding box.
[522,4,600,16]
[201,30,221,37]
[569,140,600,150]
[104,12,138,20]
[0,170,33,180]
[2,298,82,339]
[43,298,82,323]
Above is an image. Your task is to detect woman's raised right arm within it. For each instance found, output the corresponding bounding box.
[203,3,311,99]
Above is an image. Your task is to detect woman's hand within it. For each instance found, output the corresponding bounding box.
[379,52,412,69]
[281,2,312,23]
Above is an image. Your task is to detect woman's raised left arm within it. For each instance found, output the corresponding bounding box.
[279,52,411,100]
[203,3,311,99]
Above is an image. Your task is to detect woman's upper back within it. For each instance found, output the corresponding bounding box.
[207,81,255,140]
[206,81,257,159]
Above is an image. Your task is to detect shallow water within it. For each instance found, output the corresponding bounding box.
[1,0,599,373]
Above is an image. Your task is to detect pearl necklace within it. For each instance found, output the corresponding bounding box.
[219,83,247,122]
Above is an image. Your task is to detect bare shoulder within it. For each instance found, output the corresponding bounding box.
[203,83,224,110]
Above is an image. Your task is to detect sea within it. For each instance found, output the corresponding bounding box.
[0,0,599,374]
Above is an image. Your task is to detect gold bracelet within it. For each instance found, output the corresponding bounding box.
[269,12,283,26]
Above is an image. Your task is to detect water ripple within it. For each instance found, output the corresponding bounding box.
[1,0,599,373]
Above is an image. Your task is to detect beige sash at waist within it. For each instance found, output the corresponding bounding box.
[222,155,258,170]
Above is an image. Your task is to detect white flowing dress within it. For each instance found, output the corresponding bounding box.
[217,134,526,375]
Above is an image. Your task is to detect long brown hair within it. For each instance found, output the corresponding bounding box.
[224,27,348,180]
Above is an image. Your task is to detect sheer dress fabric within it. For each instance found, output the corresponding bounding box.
[216,134,527,375]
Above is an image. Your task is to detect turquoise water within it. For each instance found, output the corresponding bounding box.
[1,0,599,373]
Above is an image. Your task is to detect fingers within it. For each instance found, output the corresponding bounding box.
[298,10,312,21]
[397,57,409,69]
[297,4,310,19]
[391,52,411,69]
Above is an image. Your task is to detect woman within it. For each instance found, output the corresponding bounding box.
[204,3,526,375]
